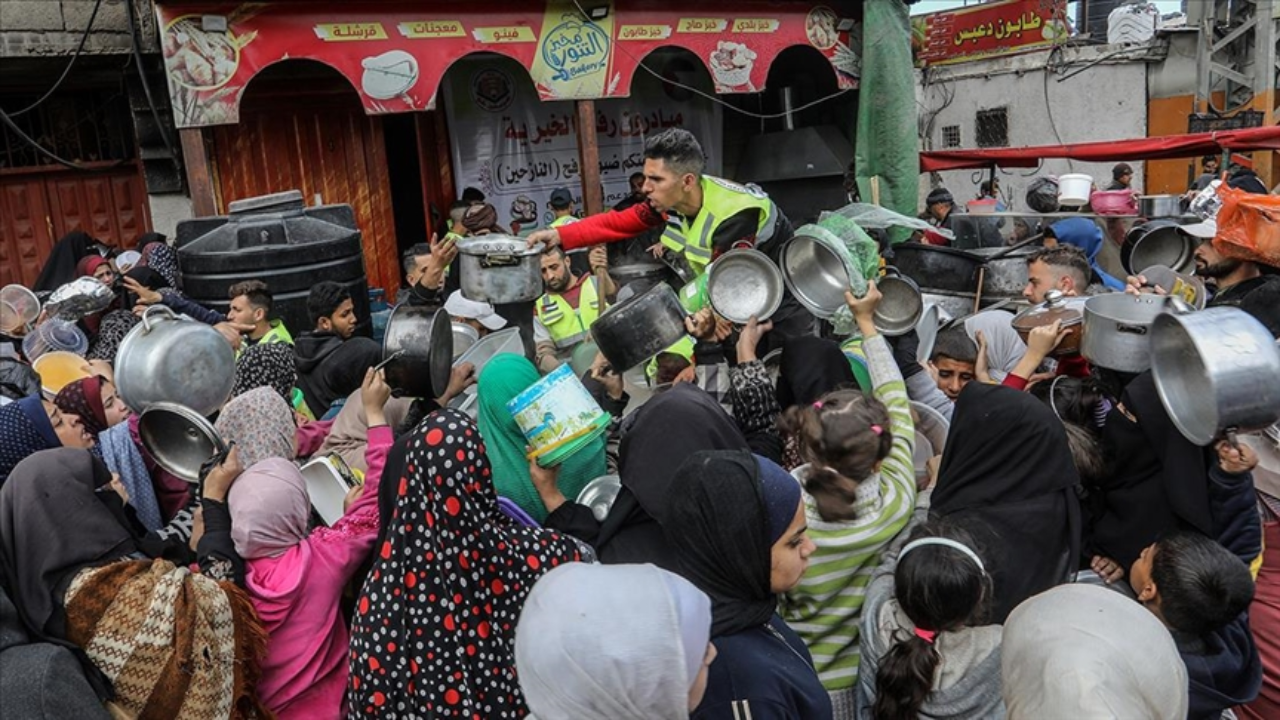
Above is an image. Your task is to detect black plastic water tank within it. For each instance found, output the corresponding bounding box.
[175,190,370,337]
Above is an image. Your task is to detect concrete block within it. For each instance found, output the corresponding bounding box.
[0,1,65,32]
[62,0,130,34]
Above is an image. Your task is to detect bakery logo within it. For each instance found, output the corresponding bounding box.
[541,16,611,83]
[472,68,515,112]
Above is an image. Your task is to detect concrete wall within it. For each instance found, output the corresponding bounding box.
[917,44,1152,212]
[0,0,157,58]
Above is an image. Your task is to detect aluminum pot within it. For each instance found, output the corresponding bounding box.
[137,402,226,484]
[707,249,784,324]
[1122,219,1195,275]
[383,304,454,399]
[874,268,923,336]
[115,305,235,416]
[891,243,983,294]
[451,322,480,360]
[1151,307,1280,446]
[1081,293,1185,373]
[592,283,687,371]
[781,230,852,319]
[456,235,544,304]
[1138,194,1184,218]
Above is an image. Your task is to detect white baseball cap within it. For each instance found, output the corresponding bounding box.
[1177,218,1217,239]
[445,290,507,330]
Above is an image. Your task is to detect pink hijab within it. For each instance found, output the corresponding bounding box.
[228,457,310,559]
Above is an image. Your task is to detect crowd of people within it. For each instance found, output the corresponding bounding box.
[0,126,1278,720]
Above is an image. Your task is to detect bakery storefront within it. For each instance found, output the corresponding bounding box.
[155,1,861,295]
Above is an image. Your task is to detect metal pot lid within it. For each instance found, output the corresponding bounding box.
[1011,290,1084,332]
[138,402,226,484]
[707,249,784,324]
[576,474,622,522]
[455,235,543,256]
[451,322,480,359]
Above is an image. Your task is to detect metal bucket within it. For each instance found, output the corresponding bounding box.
[1151,307,1280,446]
[456,235,544,304]
[873,269,923,337]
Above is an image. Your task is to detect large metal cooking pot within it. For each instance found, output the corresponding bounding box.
[115,305,235,416]
[1138,195,1184,218]
[592,283,687,371]
[970,246,1034,298]
[456,235,544,304]
[609,261,667,285]
[891,243,983,294]
[1122,219,1195,275]
[137,402,227,484]
[707,249,783,324]
[1151,307,1280,446]
[383,304,454,399]
[1081,293,1186,373]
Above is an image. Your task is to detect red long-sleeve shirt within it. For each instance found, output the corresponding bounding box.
[556,202,666,251]
[1002,353,1091,390]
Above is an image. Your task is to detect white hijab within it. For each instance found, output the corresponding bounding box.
[964,310,1026,383]
[1002,584,1188,719]
[515,563,711,720]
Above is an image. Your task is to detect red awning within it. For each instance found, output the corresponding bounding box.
[919,125,1280,172]
[155,1,857,128]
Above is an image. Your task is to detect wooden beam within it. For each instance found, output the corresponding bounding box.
[575,99,604,215]
[179,127,217,217]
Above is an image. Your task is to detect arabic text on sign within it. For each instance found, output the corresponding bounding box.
[949,10,1044,47]
[732,18,779,33]
[618,24,672,41]
[677,18,728,33]
[313,23,389,42]
[542,20,610,83]
[397,20,465,38]
[474,26,536,43]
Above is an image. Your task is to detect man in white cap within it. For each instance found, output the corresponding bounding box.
[444,290,507,337]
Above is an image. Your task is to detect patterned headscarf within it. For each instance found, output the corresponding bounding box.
[53,376,109,436]
[140,241,180,290]
[86,310,139,363]
[232,342,297,401]
[214,387,296,468]
[348,409,584,718]
[0,396,60,486]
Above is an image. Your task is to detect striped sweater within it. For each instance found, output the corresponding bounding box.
[780,332,917,692]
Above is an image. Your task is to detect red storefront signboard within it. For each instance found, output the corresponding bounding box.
[912,0,1069,66]
[155,1,859,128]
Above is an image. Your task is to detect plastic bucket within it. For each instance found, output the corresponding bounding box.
[1057,174,1094,206]
[32,351,91,397]
[508,363,610,467]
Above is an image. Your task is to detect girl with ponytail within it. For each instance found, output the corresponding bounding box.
[776,283,920,718]
[858,522,1003,720]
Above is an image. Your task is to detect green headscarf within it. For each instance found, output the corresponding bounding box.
[475,354,607,523]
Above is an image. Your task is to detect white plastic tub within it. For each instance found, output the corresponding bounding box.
[1057,174,1094,207]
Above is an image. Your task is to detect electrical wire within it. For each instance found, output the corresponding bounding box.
[2,0,106,117]
[570,0,853,120]
[0,105,125,171]
[124,0,181,174]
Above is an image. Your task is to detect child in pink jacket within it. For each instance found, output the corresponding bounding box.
[227,369,395,719]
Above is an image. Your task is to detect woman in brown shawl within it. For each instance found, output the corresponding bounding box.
[0,448,269,719]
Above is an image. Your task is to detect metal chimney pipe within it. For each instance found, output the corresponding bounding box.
[783,87,795,131]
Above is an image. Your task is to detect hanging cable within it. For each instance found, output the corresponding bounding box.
[124,0,181,174]
[2,0,106,117]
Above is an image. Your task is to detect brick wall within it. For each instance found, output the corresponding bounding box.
[0,0,158,57]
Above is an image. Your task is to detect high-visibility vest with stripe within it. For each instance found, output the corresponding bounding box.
[661,176,778,276]
[536,276,605,350]
[550,215,578,228]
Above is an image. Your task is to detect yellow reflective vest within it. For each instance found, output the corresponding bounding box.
[536,276,605,350]
[660,176,779,276]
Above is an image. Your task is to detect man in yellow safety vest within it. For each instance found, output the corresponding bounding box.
[532,244,616,373]
[528,128,813,352]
